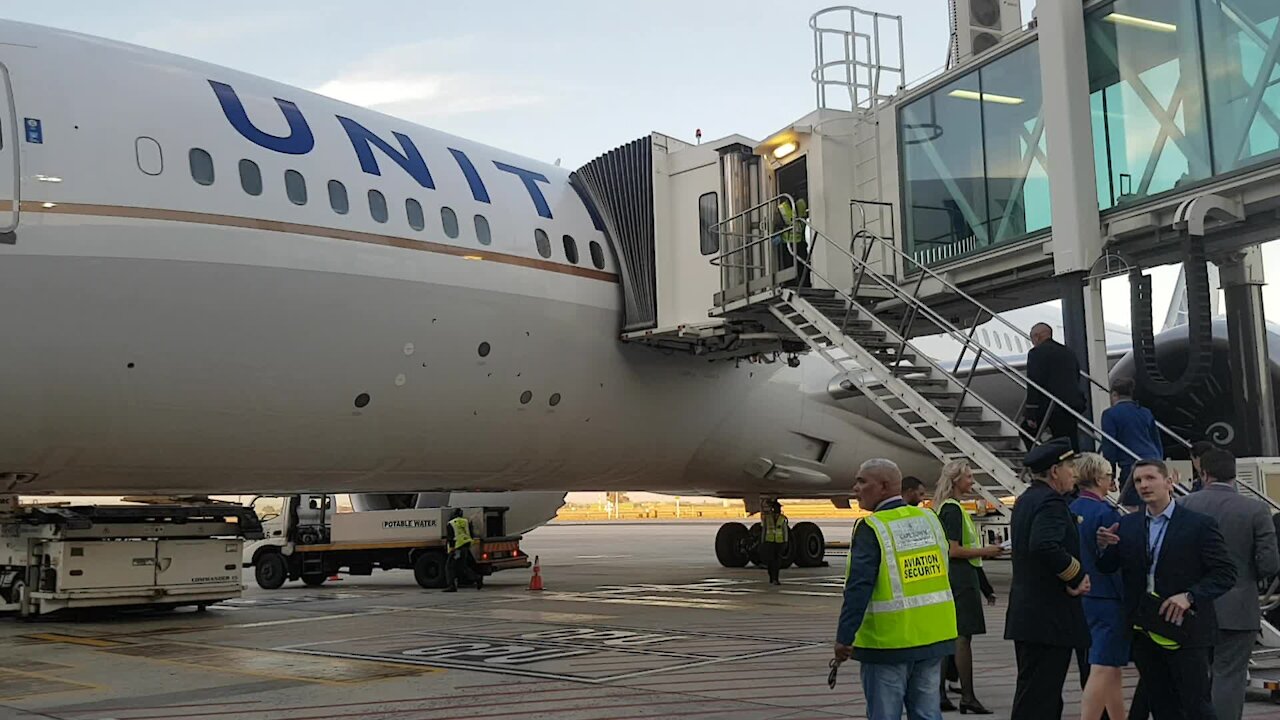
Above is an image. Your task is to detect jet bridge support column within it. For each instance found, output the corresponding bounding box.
[1221,246,1278,456]
[1040,0,1107,451]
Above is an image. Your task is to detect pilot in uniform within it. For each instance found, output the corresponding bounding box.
[1004,439,1092,720]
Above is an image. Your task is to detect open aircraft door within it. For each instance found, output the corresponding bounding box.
[0,60,18,242]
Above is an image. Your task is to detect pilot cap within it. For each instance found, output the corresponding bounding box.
[1023,439,1076,474]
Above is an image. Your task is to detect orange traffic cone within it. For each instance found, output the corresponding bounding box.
[527,555,544,591]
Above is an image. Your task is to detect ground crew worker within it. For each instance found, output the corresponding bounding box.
[444,508,482,592]
[760,500,789,585]
[834,458,956,719]
[1005,439,1092,720]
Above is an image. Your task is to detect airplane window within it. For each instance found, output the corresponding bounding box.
[996,333,1005,351]
[239,159,262,196]
[441,207,460,239]
[189,148,214,186]
[535,229,551,258]
[981,329,991,346]
[406,198,425,231]
[589,240,605,269]
[284,170,307,205]
[328,180,349,215]
[135,137,163,176]
[562,235,579,264]
[474,215,492,246]
[368,189,388,223]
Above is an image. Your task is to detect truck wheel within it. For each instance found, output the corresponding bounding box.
[255,552,288,590]
[714,522,750,567]
[792,522,826,567]
[301,573,327,587]
[413,551,447,589]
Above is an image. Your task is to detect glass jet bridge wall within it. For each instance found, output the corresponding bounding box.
[899,0,1280,267]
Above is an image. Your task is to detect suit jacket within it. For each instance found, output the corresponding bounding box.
[1025,339,1085,420]
[1178,484,1280,631]
[1100,401,1163,469]
[1096,503,1236,647]
[1005,481,1091,647]
[1070,493,1124,600]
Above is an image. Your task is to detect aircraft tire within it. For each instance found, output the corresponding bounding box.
[254,552,288,590]
[792,522,825,567]
[714,522,750,567]
[414,551,448,589]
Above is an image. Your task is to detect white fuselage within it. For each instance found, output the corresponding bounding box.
[0,21,937,498]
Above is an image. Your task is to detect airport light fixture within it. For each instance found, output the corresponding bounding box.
[947,89,1024,105]
[462,255,484,261]
[1103,12,1177,33]
[772,142,798,160]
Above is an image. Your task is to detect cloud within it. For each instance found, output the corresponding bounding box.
[311,37,547,121]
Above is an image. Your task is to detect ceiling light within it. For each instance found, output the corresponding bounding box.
[772,142,798,160]
[462,255,484,261]
[1103,12,1177,33]
[41,202,57,208]
[948,89,1025,105]
[35,175,63,183]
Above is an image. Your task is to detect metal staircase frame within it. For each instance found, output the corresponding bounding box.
[710,195,1153,513]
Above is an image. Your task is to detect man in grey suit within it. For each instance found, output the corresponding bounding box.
[1179,448,1280,719]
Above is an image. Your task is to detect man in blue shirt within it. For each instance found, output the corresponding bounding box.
[1100,378,1163,507]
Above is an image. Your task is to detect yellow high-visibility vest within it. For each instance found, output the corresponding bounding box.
[939,498,983,568]
[448,516,475,552]
[849,505,958,650]
[763,511,789,543]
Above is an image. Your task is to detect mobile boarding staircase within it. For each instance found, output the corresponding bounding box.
[709,196,1160,516]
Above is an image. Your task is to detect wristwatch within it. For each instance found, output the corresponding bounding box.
[1185,590,1196,606]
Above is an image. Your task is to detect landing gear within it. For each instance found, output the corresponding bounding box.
[791,522,826,567]
[715,522,751,567]
[747,523,763,566]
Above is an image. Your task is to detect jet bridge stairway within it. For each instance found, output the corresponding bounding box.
[709,197,1149,513]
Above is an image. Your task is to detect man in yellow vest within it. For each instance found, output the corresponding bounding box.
[444,508,482,592]
[834,458,957,719]
[760,500,789,586]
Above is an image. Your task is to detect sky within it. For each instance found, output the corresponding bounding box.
[9,2,1280,504]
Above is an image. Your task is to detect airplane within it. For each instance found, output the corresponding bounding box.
[0,20,1271,566]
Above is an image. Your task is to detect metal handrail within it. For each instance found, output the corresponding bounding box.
[801,218,1150,465]
[708,193,797,273]
[785,229,1036,457]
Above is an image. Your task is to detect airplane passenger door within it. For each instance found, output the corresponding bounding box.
[0,60,18,241]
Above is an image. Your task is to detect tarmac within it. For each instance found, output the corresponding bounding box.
[2,521,1279,719]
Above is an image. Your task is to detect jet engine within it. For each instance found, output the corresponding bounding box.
[1111,320,1280,459]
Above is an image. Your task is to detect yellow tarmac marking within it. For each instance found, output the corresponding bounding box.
[23,633,123,648]
[0,667,100,701]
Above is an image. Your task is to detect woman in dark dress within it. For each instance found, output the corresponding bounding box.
[934,460,1004,714]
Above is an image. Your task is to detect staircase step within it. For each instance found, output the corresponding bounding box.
[889,365,934,375]
[955,418,1002,430]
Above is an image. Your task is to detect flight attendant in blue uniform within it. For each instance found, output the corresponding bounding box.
[1070,453,1127,720]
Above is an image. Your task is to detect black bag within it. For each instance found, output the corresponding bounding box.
[1135,591,1191,647]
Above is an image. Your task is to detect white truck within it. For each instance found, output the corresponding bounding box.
[1,500,263,618]
[244,495,530,590]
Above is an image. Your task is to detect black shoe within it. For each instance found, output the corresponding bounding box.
[959,700,993,715]
[940,696,957,712]
[443,587,457,593]
[475,580,483,590]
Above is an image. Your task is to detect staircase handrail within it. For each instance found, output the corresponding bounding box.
[799,218,1149,465]
[708,193,796,273]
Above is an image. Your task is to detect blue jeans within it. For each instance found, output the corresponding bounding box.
[860,657,943,720]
